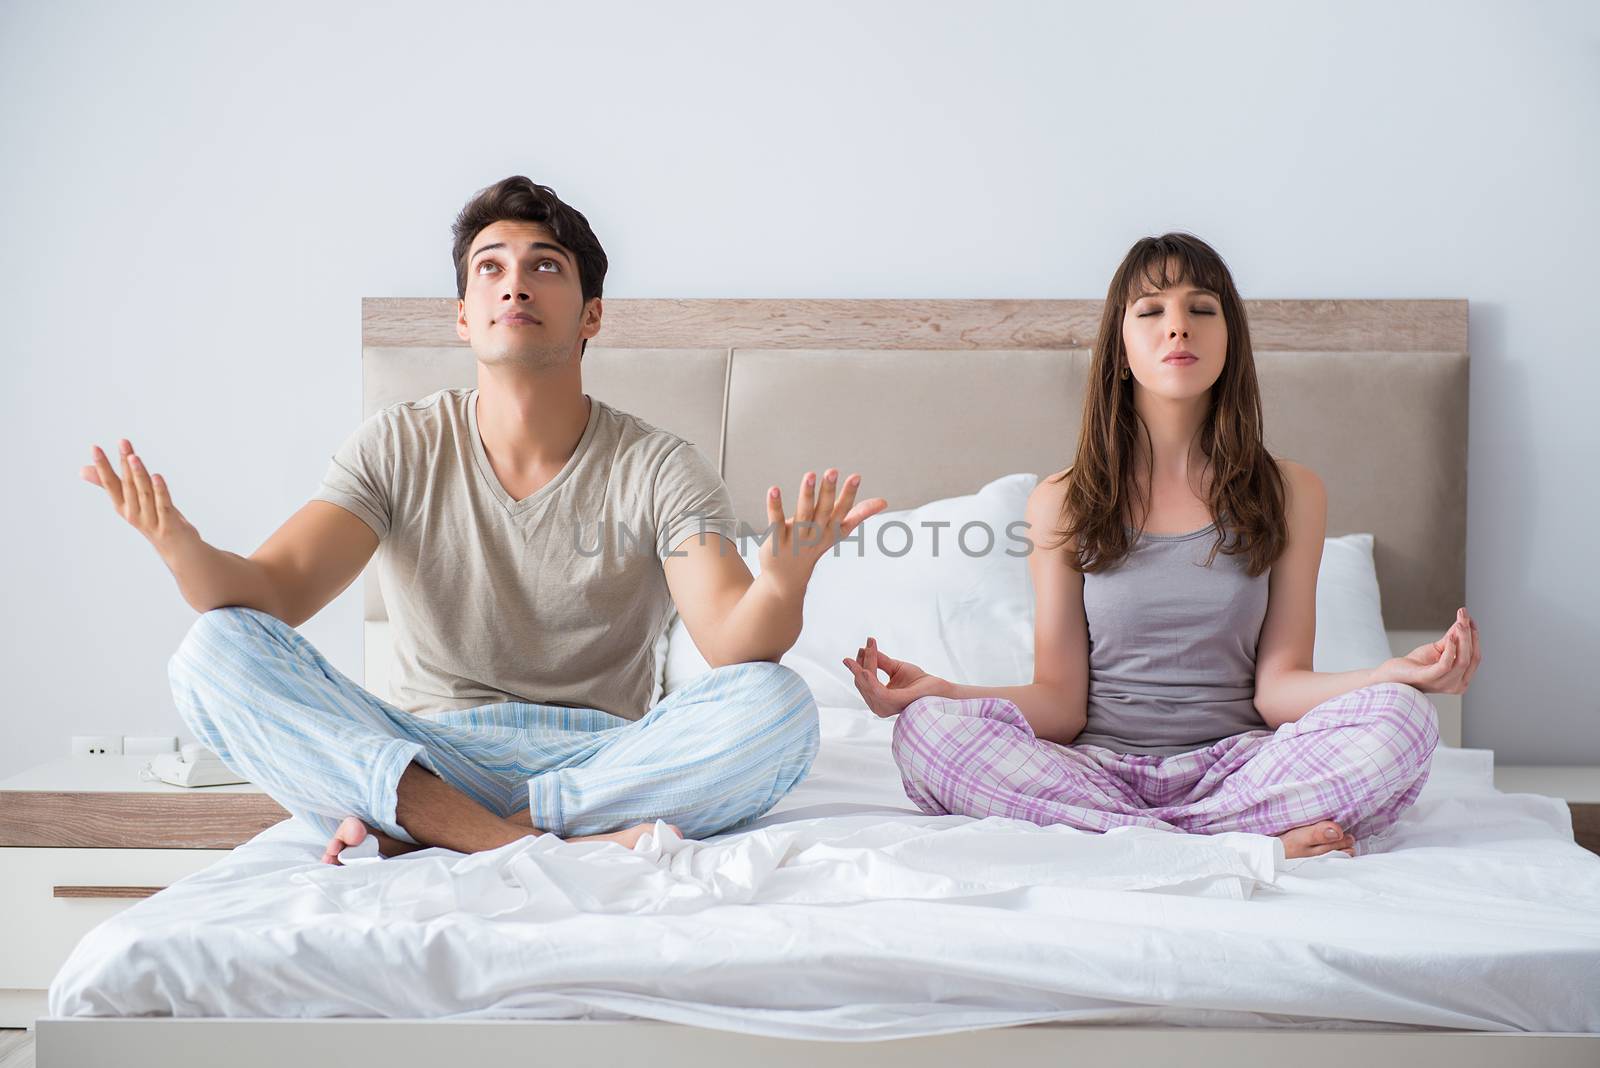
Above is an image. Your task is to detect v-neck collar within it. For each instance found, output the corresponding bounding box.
[468,388,601,517]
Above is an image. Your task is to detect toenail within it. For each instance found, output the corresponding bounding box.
[1325,828,1337,838]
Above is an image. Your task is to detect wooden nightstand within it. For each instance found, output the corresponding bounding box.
[0,756,288,1028]
[1492,765,1600,856]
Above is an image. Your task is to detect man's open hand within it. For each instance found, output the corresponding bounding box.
[758,468,886,594]
[80,438,199,558]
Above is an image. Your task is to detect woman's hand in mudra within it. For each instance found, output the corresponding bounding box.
[1380,607,1480,695]
[843,636,945,718]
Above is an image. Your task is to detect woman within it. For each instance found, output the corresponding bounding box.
[843,233,1480,859]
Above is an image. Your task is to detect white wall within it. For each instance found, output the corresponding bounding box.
[2,0,1595,779]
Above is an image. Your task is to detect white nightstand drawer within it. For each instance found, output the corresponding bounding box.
[0,847,230,990]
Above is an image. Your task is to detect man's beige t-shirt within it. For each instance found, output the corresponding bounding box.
[313,387,739,721]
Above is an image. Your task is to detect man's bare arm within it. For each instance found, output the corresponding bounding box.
[661,534,788,666]
[82,438,379,627]
[662,468,887,666]
[244,501,380,627]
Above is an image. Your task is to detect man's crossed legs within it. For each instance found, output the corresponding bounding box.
[168,607,820,863]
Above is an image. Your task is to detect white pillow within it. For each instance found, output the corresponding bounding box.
[662,483,1393,704]
[1311,532,1392,673]
[664,473,1039,708]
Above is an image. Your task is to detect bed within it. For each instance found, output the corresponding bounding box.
[37,299,1600,1064]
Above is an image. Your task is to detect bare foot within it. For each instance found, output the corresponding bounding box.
[506,808,683,849]
[567,822,684,849]
[1276,819,1356,859]
[321,813,683,865]
[320,815,425,865]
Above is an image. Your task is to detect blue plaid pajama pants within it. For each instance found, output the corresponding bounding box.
[168,607,820,845]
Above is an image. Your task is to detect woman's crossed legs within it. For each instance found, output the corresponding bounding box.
[891,682,1439,858]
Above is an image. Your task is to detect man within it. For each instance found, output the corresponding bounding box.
[80,176,885,863]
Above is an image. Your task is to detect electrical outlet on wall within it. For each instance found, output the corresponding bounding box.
[71,734,123,757]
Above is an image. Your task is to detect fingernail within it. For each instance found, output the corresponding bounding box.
[827,471,838,483]
[1325,828,1337,839]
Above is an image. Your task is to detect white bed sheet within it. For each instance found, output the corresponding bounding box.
[48,706,1600,1038]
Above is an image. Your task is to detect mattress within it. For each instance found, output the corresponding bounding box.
[48,705,1600,1038]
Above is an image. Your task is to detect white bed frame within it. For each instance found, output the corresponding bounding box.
[33,1016,1600,1066]
[35,298,1598,1063]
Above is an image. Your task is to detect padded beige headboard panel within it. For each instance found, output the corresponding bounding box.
[359,298,1468,631]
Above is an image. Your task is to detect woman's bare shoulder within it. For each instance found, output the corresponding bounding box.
[1273,457,1326,503]
[1276,455,1322,476]
[1035,464,1073,491]
[1027,467,1077,551]
[1029,466,1072,511]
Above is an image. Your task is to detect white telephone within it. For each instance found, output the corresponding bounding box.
[141,743,251,788]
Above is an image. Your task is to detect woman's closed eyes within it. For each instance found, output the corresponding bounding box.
[1135,306,1217,317]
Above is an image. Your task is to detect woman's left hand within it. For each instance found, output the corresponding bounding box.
[1379,606,1480,695]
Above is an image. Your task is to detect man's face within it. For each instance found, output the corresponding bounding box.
[455,219,601,369]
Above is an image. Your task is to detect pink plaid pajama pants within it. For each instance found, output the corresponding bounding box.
[891,682,1440,854]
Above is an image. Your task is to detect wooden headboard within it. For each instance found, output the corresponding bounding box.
[359,297,1468,632]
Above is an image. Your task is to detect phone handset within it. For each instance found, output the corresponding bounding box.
[141,743,251,787]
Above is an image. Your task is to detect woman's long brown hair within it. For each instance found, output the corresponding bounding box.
[1043,233,1287,577]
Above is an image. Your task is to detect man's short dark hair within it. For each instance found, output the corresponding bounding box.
[451,177,608,305]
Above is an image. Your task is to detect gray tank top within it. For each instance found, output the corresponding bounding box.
[1075,521,1270,755]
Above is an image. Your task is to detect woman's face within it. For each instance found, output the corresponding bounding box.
[1120,271,1228,400]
